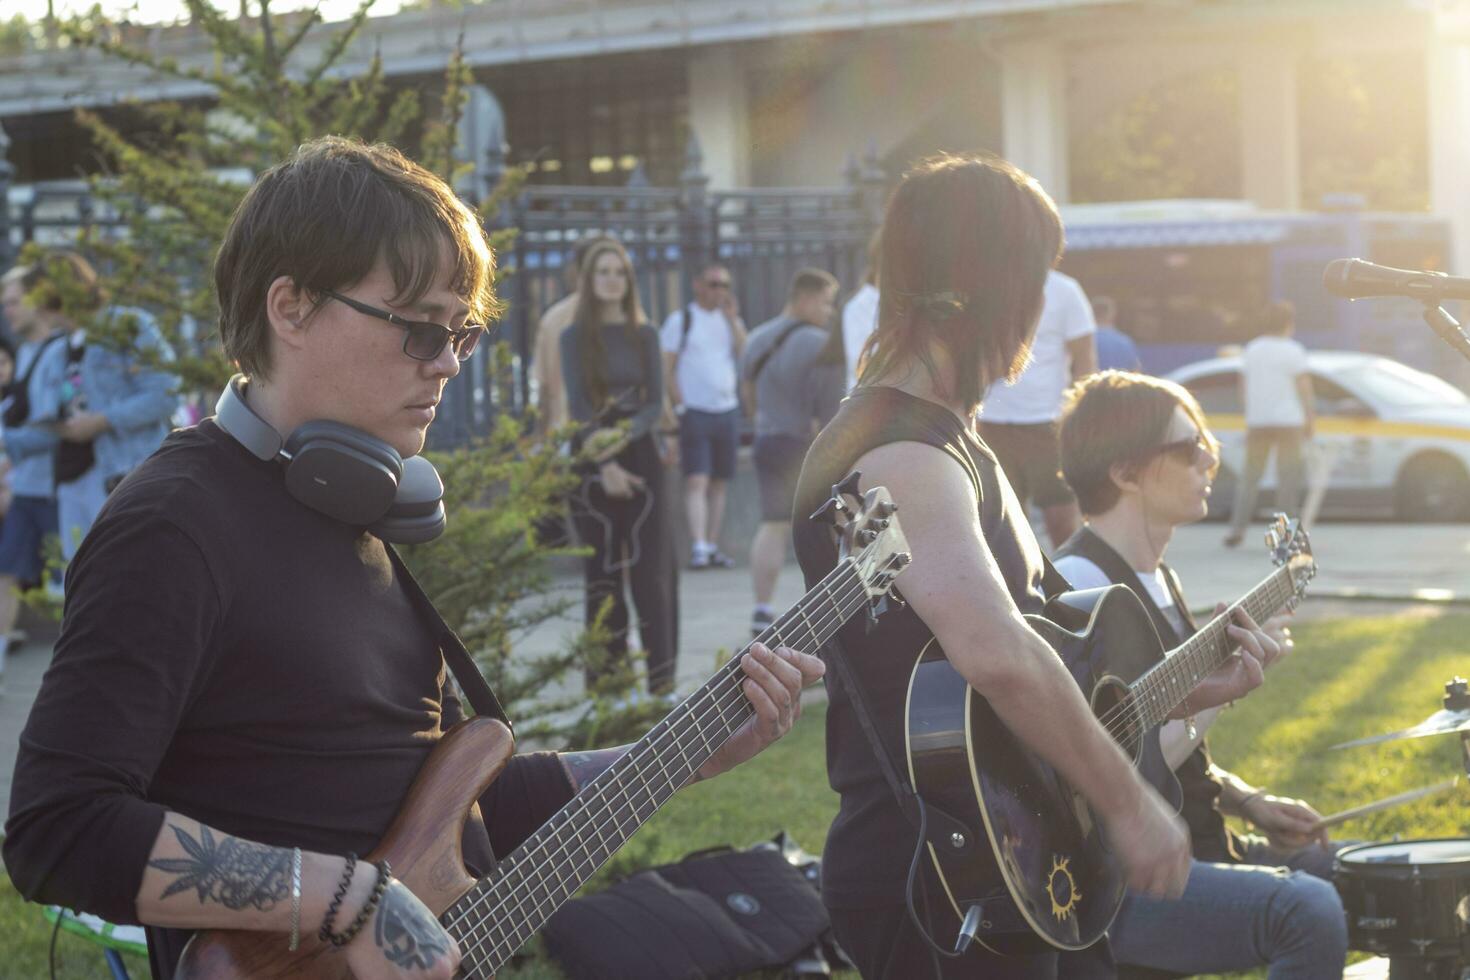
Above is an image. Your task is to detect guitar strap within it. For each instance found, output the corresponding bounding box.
[387,544,512,728]
[822,637,923,828]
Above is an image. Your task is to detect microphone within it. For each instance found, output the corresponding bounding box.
[1323,258,1470,303]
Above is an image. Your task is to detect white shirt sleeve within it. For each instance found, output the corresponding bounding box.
[659,308,684,354]
[1060,278,1098,342]
[1051,554,1111,591]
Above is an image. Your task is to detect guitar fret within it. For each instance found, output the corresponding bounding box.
[444,558,876,973]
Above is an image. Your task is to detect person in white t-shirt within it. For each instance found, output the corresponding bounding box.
[841,231,881,392]
[1052,369,1346,978]
[978,268,1097,548]
[1225,302,1315,548]
[661,263,747,569]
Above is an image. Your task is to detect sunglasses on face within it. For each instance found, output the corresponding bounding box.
[1144,433,1214,468]
[704,279,732,289]
[321,290,486,362]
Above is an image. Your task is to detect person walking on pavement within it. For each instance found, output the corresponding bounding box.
[978,268,1098,549]
[661,262,746,569]
[1225,301,1314,548]
[740,268,843,638]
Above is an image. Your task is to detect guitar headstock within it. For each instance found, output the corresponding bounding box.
[1265,513,1317,609]
[810,471,911,603]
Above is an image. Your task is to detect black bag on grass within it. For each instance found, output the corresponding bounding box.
[542,839,838,980]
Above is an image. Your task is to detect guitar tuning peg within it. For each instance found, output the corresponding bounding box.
[809,496,844,527]
[877,500,898,518]
[832,471,863,501]
[857,529,879,546]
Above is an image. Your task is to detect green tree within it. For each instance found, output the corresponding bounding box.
[27,0,641,740]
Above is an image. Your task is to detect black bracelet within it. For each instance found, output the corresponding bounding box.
[324,859,392,948]
[318,853,358,945]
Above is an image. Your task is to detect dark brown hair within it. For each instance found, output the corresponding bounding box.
[1259,300,1295,336]
[570,239,648,413]
[3,250,103,316]
[856,154,1063,410]
[1059,370,1218,515]
[788,267,838,301]
[214,136,499,379]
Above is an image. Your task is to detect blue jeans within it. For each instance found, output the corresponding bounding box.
[1106,836,1347,979]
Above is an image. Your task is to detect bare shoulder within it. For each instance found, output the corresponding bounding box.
[852,440,978,518]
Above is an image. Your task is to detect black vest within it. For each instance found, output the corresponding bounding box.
[792,386,1051,906]
[1053,526,1242,864]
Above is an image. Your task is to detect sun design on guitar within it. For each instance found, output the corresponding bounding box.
[1047,854,1081,922]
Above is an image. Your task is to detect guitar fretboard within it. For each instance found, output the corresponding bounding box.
[438,558,871,978]
[1126,563,1298,733]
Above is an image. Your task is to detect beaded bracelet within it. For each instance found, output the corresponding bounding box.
[318,853,358,945]
[322,859,392,948]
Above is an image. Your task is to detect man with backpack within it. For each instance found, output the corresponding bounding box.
[739,269,842,637]
[661,262,746,569]
[0,253,84,675]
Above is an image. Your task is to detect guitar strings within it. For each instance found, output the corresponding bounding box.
[1092,569,1293,743]
[443,563,877,973]
[448,567,874,974]
[451,558,1301,975]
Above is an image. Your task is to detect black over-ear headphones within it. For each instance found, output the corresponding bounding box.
[214,374,447,544]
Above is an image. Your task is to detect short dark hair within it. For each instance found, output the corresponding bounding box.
[1059,370,1218,515]
[214,137,499,379]
[570,234,616,276]
[788,267,838,301]
[857,154,1063,409]
[2,250,102,315]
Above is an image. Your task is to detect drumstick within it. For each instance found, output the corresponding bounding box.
[1309,777,1459,831]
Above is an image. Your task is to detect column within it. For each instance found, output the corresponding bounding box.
[1000,39,1069,203]
[686,44,750,189]
[1238,44,1301,210]
[1429,31,1470,271]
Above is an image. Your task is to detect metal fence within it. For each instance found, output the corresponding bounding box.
[0,132,886,448]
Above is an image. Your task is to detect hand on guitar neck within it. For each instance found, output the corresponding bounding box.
[1165,605,1281,720]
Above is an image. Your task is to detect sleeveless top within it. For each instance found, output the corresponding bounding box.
[792,386,1050,907]
[1053,526,1242,864]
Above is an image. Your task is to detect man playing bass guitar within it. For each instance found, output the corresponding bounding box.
[792,154,1281,979]
[3,137,825,980]
[1052,370,1346,979]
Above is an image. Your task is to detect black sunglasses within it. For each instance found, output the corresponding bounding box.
[1142,433,1214,468]
[321,290,485,362]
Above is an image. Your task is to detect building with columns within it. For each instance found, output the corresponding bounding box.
[0,0,1465,248]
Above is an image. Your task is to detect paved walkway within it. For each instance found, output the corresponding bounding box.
[3,520,1470,819]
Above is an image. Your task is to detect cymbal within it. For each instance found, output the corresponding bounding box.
[1333,677,1470,750]
[1333,706,1470,749]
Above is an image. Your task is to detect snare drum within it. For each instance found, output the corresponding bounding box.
[1335,839,1470,960]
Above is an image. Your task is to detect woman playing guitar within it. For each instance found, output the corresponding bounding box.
[1052,370,1347,979]
[791,154,1279,979]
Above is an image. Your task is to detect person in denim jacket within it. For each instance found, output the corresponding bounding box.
[30,304,177,562]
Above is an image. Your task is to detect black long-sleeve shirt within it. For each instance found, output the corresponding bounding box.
[3,420,573,979]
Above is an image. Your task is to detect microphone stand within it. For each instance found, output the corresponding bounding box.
[1422,302,1470,363]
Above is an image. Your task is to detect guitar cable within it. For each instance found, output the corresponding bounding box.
[905,795,986,968]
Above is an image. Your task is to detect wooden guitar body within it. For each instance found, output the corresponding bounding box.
[905,584,1176,956]
[175,717,515,979]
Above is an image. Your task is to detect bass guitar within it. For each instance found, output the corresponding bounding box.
[175,478,910,979]
[904,514,1316,956]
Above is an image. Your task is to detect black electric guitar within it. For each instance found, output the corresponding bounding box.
[904,515,1316,956]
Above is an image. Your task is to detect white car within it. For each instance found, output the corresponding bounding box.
[1167,352,1470,522]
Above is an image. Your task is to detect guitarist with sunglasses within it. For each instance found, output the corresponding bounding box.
[3,137,824,980]
[1052,371,1347,979]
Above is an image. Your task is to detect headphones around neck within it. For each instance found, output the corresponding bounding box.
[214,374,447,544]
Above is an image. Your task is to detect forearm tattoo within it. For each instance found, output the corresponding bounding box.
[374,881,449,969]
[559,746,629,791]
[147,824,290,911]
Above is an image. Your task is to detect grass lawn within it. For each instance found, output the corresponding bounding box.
[4,608,1469,978]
